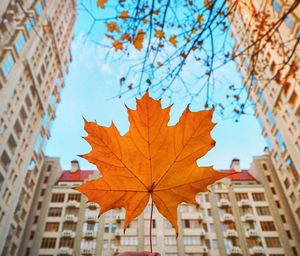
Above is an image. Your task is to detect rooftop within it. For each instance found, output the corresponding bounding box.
[57,169,256,182]
[58,170,95,182]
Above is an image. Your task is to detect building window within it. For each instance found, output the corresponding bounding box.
[51,193,65,203]
[48,208,62,217]
[296,208,300,219]
[257,116,264,131]
[144,236,157,245]
[63,222,76,231]
[59,238,74,248]
[284,15,295,30]
[287,157,298,181]
[252,193,265,201]
[273,0,281,13]
[265,237,281,248]
[42,110,50,129]
[281,215,286,223]
[290,192,296,203]
[29,231,34,240]
[28,159,36,171]
[275,130,286,152]
[284,178,290,189]
[35,2,43,16]
[68,194,81,202]
[260,221,276,231]
[34,133,43,153]
[1,53,15,77]
[266,109,275,127]
[104,223,110,233]
[271,187,276,195]
[256,207,271,216]
[26,17,35,34]
[45,222,59,232]
[120,236,138,245]
[286,230,292,240]
[262,163,268,170]
[274,153,279,162]
[111,223,116,233]
[265,136,273,150]
[165,236,176,245]
[258,89,266,105]
[41,238,56,248]
[15,33,26,54]
[276,201,281,208]
[33,216,39,224]
[183,236,201,245]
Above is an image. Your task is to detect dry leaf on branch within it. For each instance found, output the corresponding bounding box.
[106,21,121,33]
[120,11,129,20]
[169,35,178,47]
[76,92,230,234]
[97,0,107,9]
[113,40,123,51]
[133,29,145,50]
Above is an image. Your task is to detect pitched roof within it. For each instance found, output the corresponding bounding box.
[223,169,256,181]
[57,169,256,182]
[58,170,95,182]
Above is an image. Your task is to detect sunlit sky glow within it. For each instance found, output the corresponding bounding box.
[45,5,267,171]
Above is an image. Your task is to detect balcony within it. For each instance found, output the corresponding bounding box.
[81,248,96,255]
[61,230,75,238]
[185,245,208,254]
[66,200,80,208]
[183,228,206,236]
[199,246,208,253]
[64,214,78,222]
[199,229,206,236]
[86,215,98,222]
[227,246,242,255]
[224,229,238,238]
[237,199,251,207]
[87,202,98,209]
[242,214,255,222]
[217,198,231,208]
[115,228,137,236]
[83,230,96,238]
[221,213,234,222]
[115,213,125,223]
[181,212,203,220]
[249,246,265,255]
[246,229,259,237]
[58,247,73,255]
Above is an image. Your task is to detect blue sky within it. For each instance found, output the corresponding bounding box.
[45,5,267,170]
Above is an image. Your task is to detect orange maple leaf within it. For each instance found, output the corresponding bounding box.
[169,35,178,47]
[76,92,230,234]
[112,40,123,51]
[120,10,129,20]
[97,0,107,9]
[106,21,120,33]
[154,29,165,39]
[133,29,145,50]
[197,14,204,23]
[120,33,131,41]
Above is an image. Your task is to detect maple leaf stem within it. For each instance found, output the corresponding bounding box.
[149,198,154,253]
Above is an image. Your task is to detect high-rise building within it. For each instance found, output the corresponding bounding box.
[0,0,76,254]
[228,0,300,232]
[24,157,299,256]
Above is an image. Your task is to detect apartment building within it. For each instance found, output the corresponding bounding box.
[24,157,298,256]
[228,0,300,233]
[0,0,76,254]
